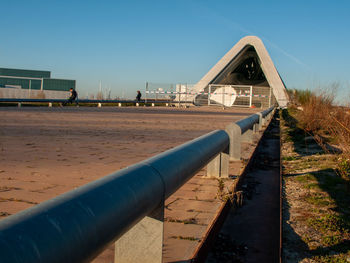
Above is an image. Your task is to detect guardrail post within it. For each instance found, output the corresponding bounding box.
[256,113,263,130]
[225,123,241,161]
[206,150,229,177]
[115,203,164,263]
[136,103,139,107]
[118,103,122,107]
[253,123,259,133]
[48,102,52,107]
[261,115,267,126]
[98,103,102,108]
[18,102,21,108]
[152,103,155,107]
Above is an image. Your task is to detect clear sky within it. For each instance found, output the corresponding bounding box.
[1,0,349,102]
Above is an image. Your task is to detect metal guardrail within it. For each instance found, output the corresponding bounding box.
[226,106,275,160]
[0,98,175,108]
[0,106,276,263]
[0,98,155,104]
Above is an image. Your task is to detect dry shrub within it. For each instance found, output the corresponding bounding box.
[331,107,350,181]
[291,87,350,181]
[301,90,334,133]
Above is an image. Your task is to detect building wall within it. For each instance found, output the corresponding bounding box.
[0,87,69,99]
[0,68,75,94]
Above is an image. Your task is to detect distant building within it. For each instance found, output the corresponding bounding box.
[192,36,289,108]
[0,68,75,99]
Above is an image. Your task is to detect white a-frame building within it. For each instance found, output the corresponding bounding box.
[193,36,289,108]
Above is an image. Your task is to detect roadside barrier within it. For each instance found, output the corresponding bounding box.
[226,106,275,160]
[0,98,150,107]
[0,106,275,263]
[145,90,269,98]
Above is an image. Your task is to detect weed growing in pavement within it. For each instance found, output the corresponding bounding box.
[170,235,200,242]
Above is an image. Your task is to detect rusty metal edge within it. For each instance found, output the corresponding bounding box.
[279,110,283,263]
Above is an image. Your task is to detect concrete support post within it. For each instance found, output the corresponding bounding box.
[256,113,263,130]
[98,103,102,108]
[115,203,164,263]
[48,102,52,107]
[18,102,21,108]
[241,129,253,143]
[253,123,259,133]
[118,103,122,107]
[225,123,241,161]
[206,151,229,178]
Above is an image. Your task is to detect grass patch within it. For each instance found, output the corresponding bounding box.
[305,193,332,207]
[283,156,299,161]
[294,173,317,183]
[307,214,348,234]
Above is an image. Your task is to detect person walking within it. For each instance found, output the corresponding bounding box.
[136,90,142,102]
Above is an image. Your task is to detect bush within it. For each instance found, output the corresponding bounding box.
[290,87,350,182]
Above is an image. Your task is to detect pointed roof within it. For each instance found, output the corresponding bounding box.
[194,36,289,107]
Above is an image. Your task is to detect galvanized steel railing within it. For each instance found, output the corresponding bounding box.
[0,106,275,263]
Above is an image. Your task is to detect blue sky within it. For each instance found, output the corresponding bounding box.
[1,0,350,102]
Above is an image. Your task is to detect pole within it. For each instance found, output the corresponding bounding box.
[249,86,253,107]
[222,85,225,106]
[145,82,148,104]
[29,80,31,98]
[185,83,188,107]
[208,85,211,106]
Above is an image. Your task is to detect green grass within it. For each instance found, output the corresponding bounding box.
[283,156,299,161]
[307,214,348,234]
[305,193,332,207]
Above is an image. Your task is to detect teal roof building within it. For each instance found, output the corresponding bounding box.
[0,68,75,91]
